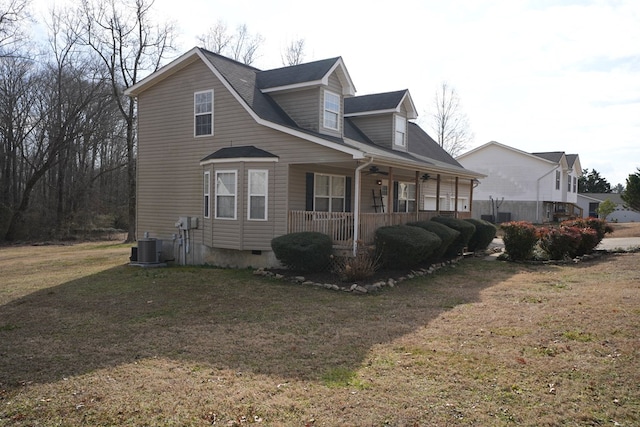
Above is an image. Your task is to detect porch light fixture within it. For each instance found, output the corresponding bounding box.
[421,173,432,181]
[376,179,382,185]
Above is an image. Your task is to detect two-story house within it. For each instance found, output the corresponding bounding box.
[125,47,483,267]
[456,141,583,224]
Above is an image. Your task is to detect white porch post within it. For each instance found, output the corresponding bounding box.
[353,158,374,256]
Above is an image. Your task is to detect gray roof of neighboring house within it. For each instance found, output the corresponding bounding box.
[256,57,341,89]
[566,154,579,168]
[201,146,278,162]
[344,90,408,114]
[578,193,624,204]
[532,151,565,163]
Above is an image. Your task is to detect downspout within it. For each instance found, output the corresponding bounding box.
[353,157,375,256]
[536,167,558,223]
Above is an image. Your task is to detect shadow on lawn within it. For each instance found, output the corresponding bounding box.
[0,260,522,389]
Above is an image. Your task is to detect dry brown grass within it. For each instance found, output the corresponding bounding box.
[608,221,640,238]
[0,242,639,426]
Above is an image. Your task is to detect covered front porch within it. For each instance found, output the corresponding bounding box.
[288,210,472,248]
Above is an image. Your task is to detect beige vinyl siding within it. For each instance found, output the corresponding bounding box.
[349,114,393,149]
[137,58,355,253]
[270,89,319,132]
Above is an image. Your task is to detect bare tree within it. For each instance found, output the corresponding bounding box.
[281,38,305,66]
[77,0,176,242]
[198,21,263,65]
[429,81,473,157]
[197,19,232,54]
[0,0,30,56]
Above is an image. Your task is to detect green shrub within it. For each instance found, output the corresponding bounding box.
[271,232,333,272]
[407,220,459,259]
[501,221,539,261]
[464,218,497,252]
[538,226,582,260]
[374,225,441,269]
[431,216,475,257]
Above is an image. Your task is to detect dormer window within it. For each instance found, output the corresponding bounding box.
[323,90,340,131]
[394,115,406,147]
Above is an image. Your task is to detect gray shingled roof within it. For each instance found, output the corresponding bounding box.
[344,90,408,114]
[201,146,278,162]
[197,48,470,174]
[532,151,565,163]
[407,123,463,168]
[256,57,341,89]
[566,154,578,168]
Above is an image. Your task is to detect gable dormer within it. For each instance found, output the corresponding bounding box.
[344,90,417,151]
[256,57,355,137]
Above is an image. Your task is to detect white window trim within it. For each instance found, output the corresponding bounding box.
[215,170,237,220]
[323,90,340,131]
[194,89,214,137]
[314,173,346,212]
[394,115,407,147]
[396,181,415,213]
[203,171,211,219]
[247,169,268,221]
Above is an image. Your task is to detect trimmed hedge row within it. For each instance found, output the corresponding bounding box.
[271,216,502,273]
[374,225,442,269]
[501,218,612,261]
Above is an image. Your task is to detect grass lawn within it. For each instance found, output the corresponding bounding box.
[0,240,639,426]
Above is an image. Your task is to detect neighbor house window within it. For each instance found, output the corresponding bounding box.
[194,90,213,136]
[323,90,340,130]
[203,171,210,218]
[215,170,236,219]
[555,170,561,190]
[315,173,345,212]
[568,175,572,192]
[394,115,407,147]
[573,176,577,193]
[248,170,268,220]
[396,182,415,212]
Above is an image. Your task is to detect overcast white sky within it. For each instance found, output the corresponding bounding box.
[34,0,640,187]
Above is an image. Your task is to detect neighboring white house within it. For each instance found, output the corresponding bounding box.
[577,193,640,222]
[456,141,583,223]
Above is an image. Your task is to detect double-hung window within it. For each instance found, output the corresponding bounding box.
[194,90,213,136]
[573,176,577,193]
[215,171,236,219]
[248,170,268,220]
[203,171,210,218]
[555,170,561,190]
[314,173,345,212]
[397,182,416,213]
[394,115,407,147]
[323,90,340,131]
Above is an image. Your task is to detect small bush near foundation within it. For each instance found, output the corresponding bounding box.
[501,221,538,261]
[464,218,498,252]
[538,226,582,260]
[375,225,441,269]
[271,232,332,272]
[407,220,459,259]
[332,244,381,282]
[431,216,476,257]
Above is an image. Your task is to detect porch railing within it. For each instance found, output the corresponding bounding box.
[288,210,471,247]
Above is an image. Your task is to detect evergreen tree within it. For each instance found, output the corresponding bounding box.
[621,168,640,212]
[578,169,611,193]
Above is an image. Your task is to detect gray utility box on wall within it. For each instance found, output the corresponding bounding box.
[137,238,163,264]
